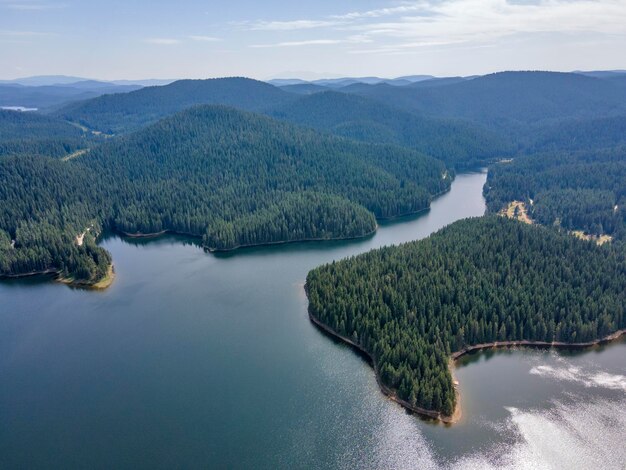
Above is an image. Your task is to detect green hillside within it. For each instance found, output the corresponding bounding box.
[270,91,512,169]
[0,109,92,158]
[347,72,626,132]
[56,77,296,134]
[1,105,450,283]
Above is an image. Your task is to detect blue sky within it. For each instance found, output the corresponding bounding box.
[1,0,625,80]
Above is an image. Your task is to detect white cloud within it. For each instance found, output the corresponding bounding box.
[189,35,221,42]
[1,1,66,10]
[0,29,51,36]
[251,39,343,48]
[251,35,372,49]
[239,3,433,30]
[240,0,626,55]
[331,3,432,20]
[346,0,626,50]
[143,38,181,45]
[236,19,343,31]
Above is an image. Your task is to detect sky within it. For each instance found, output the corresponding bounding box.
[0,0,625,80]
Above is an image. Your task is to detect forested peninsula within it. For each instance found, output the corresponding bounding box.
[306,216,626,420]
[0,106,451,286]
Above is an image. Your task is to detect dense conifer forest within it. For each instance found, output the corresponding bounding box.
[485,146,626,239]
[306,216,626,417]
[0,105,450,283]
[268,91,512,169]
[0,109,93,159]
[522,115,626,153]
[0,156,110,283]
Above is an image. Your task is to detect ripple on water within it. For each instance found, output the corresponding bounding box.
[355,350,626,469]
[529,363,626,392]
[450,398,626,470]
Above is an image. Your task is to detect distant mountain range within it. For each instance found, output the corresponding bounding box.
[337,71,626,132]
[0,75,175,87]
[572,70,626,78]
[3,70,625,89]
[0,76,178,110]
[0,82,143,110]
[3,71,626,111]
[53,76,510,169]
[268,75,437,88]
[268,70,626,92]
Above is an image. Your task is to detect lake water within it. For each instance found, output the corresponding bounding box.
[1,172,624,469]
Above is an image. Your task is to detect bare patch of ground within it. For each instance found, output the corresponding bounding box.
[61,148,89,162]
[501,201,533,224]
[571,230,613,246]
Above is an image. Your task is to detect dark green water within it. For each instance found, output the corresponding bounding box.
[1,172,624,469]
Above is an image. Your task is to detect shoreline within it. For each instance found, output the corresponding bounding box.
[89,264,115,290]
[305,292,458,423]
[1,184,452,289]
[449,330,626,361]
[115,181,456,252]
[119,227,379,252]
[116,198,449,253]
[2,263,115,290]
[305,290,626,425]
[0,200,436,290]
[374,183,451,223]
[57,262,115,290]
[207,228,379,253]
[116,203,440,253]
[119,229,171,238]
[0,268,61,279]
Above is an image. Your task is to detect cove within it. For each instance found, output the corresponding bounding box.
[1,172,624,469]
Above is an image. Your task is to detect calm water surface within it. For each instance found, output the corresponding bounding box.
[1,172,624,469]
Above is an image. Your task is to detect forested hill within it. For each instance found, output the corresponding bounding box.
[269,91,512,169]
[53,72,626,148]
[485,146,626,240]
[57,77,515,169]
[56,77,296,134]
[306,216,626,418]
[522,115,626,153]
[0,109,93,159]
[84,105,451,240]
[344,71,626,132]
[1,105,451,285]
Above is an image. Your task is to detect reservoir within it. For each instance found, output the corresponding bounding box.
[1,172,624,468]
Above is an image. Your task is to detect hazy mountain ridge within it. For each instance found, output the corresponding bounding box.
[53,76,513,169]
[269,90,512,169]
[56,77,297,134]
[341,71,626,132]
[0,82,143,110]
